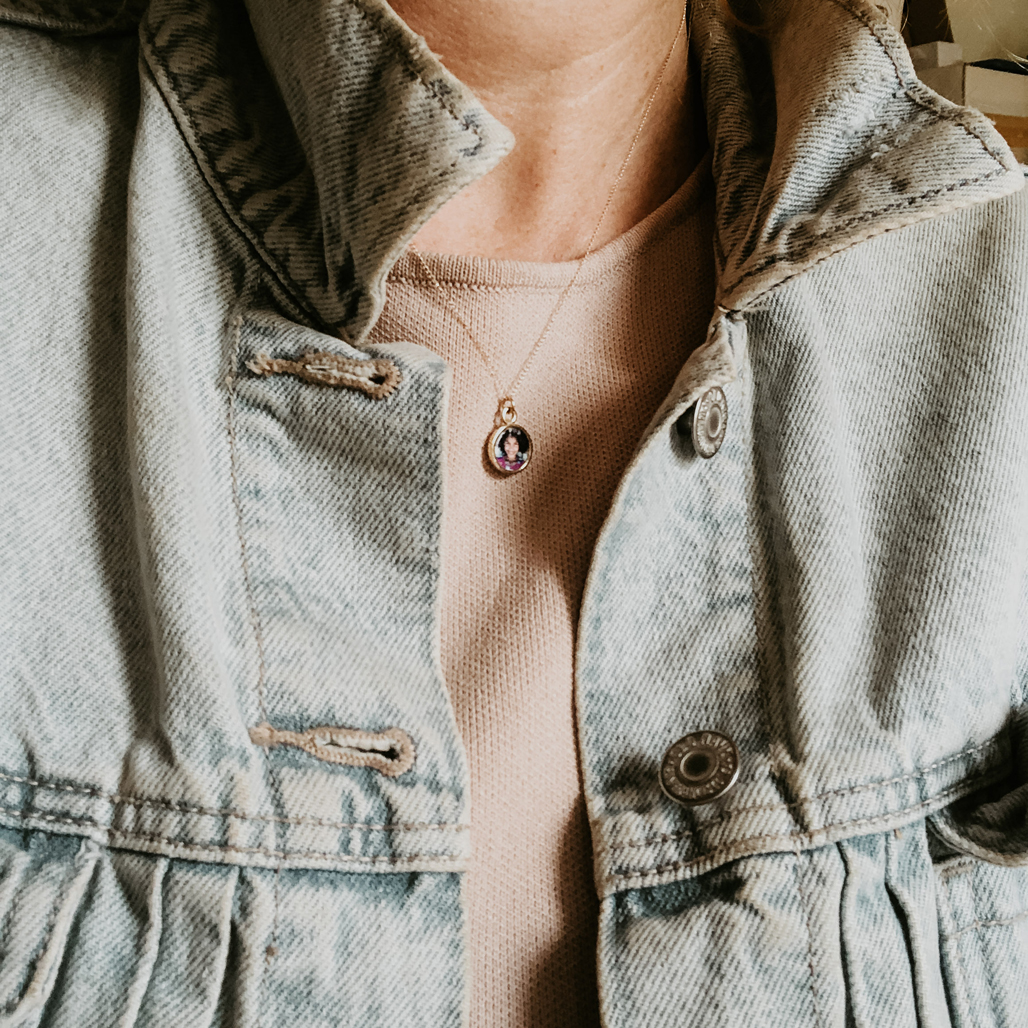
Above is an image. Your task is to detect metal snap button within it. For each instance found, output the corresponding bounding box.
[660,730,740,806]
[677,386,727,458]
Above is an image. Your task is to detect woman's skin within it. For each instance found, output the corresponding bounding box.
[392,0,701,261]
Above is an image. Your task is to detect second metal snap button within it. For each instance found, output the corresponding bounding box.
[677,386,728,458]
[660,730,740,806]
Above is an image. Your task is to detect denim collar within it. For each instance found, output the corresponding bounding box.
[693,0,1023,311]
[137,0,1023,341]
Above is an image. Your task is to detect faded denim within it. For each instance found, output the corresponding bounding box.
[1,0,1027,1023]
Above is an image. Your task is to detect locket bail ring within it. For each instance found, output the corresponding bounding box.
[499,397,517,426]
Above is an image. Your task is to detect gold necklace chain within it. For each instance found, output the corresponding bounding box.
[408,2,689,474]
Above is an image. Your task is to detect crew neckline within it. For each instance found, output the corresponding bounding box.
[388,150,713,292]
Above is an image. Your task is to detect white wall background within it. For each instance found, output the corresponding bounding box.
[946,0,1028,62]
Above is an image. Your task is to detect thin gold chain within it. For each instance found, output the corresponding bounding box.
[408,0,689,405]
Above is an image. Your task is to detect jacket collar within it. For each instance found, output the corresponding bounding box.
[139,0,512,341]
[139,0,1023,341]
[694,0,1023,310]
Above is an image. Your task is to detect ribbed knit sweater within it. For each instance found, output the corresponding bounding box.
[368,154,716,1028]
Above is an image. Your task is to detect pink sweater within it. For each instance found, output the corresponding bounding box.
[369,154,715,1028]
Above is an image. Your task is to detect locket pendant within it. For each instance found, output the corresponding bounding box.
[486,398,533,476]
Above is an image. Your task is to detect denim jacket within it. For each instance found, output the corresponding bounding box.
[1,0,1027,1023]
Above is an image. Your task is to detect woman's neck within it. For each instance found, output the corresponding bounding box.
[392,0,701,261]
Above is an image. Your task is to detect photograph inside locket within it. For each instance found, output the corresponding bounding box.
[492,427,531,471]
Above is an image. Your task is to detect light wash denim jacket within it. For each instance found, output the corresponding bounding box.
[1,0,1027,1022]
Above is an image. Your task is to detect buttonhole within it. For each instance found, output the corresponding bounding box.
[249,722,415,776]
[245,352,401,400]
[311,728,403,762]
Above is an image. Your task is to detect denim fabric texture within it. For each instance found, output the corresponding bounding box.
[0,0,1026,1022]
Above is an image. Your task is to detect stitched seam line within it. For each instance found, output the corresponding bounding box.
[0,770,465,831]
[0,852,79,1016]
[607,740,999,851]
[0,0,134,35]
[828,0,1009,165]
[388,277,573,293]
[257,866,282,1028]
[140,2,487,333]
[722,167,1007,307]
[744,356,781,843]
[0,807,462,865]
[343,0,488,140]
[228,307,269,723]
[232,291,278,981]
[136,44,326,332]
[939,879,977,1026]
[946,908,1028,940]
[719,0,1014,310]
[793,848,824,1028]
[606,777,979,884]
[0,11,95,32]
[4,741,997,842]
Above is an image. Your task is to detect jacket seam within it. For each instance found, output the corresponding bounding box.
[719,0,1013,310]
[606,774,988,886]
[830,0,1006,164]
[721,167,1008,309]
[0,841,97,1018]
[607,738,998,851]
[0,769,466,831]
[343,0,491,136]
[228,279,286,993]
[0,806,463,864]
[0,0,136,36]
[792,847,825,1028]
[228,294,270,726]
[937,872,976,1022]
[135,43,326,332]
[138,3,487,336]
[945,908,1028,940]
[744,353,782,836]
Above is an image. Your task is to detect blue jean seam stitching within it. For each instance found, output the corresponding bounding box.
[0,769,465,831]
[606,775,988,885]
[792,847,824,1028]
[945,908,1028,940]
[0,806,463,864]
[608,738,1001,852]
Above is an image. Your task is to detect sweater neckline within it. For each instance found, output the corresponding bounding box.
[387,150,714,293]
